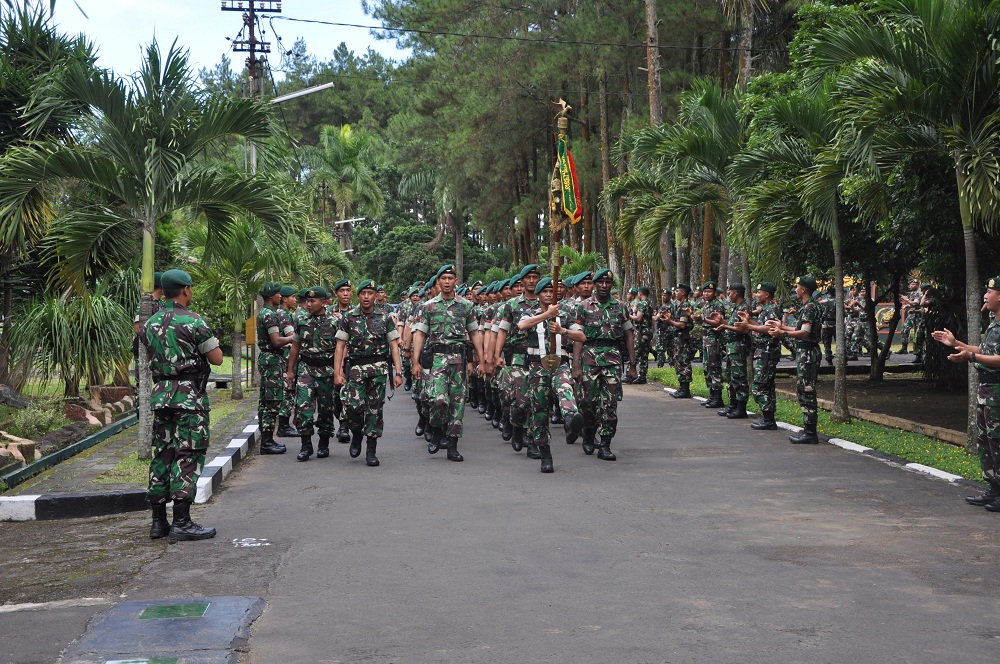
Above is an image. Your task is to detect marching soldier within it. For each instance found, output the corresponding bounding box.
[143,269,222,542]
[329,278,354,444]
[666,284,696,398]
[286,286,339,461]
[817,285,836,366]
[767,276,822,444]
[557,273,586,444]
[570,268,636,460]
[496,265,542,456]
[734,282,783,430]
[410,265,486,461]
[715,283,751,419]
[256,282,294,455]
[334,280,404,467]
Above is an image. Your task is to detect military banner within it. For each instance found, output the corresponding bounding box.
[557,132,583,224]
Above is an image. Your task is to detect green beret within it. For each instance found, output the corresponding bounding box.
[161,269,193,289]
[534,277,553,294]
[727,283,745,294]
[279,285,297,297]
[702,281,717,291]
[987,277,1000,292]
[755,281,777,295]
[376,284,385,293]
[520,263,541,278]
[508,272,523,286]
[333,278,352,292]
[259,281,282,298]
[796,275,818,292]
[593,268,613,282]
[437,264,456,278]
[564,274,577,288]
[920,283,931,291]
[577,271,593,283]
[153,271,163,289]
[638,286,650,295]
[676,283,691,293]
[301,285,329,299]
[611,288,619,295]
[426,275,438,288]
[357,279,376,293]
[629,288,638,295]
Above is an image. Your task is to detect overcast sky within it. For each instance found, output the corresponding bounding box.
[51,0,409,79]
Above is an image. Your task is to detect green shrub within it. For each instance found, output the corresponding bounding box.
[6,401,71,440]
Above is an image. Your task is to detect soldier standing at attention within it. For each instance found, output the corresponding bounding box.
[715,284,751,419]
[900,280,920,354]
[630,286,654,384]
[276,286,300,438]
[734,282,782,431]
[287,286,339,461]
[411,265,486,461]
[256,282,294,455]
[913,283,933,363]
[334,280,404,467]
[767,276,822,444]
[143,269,223,542]
[665,284,695,398]
[571,269,636,460]
[698,282,728,408]
[817,285,837,366]
[932,278,1000,511]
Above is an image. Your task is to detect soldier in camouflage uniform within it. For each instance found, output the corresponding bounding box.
[287,285,340,461]
[276,285,301,437]
[518,277,586,472]
[912,283,932,363]
[665,284,696,398]
[256,282,295,455]
[142,269,222,542]
[655,288,674,368]
[328,279,355,444]
[570,268,636,460]
[715,284,751,419]
[734,282,782,430]
[630,286,654,383]
[496,265,542,456]
[556,273,586,444]
[768,276,822,444]
[817,286,837,366]
[933,278,1000,511]
[411,265,486,461]
[698,282,728,408]
[899,280,920,354]
[334,280,404,467]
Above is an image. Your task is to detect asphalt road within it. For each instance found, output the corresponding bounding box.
[4,384,1000,663]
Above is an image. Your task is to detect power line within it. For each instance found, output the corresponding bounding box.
[270,15,772,54]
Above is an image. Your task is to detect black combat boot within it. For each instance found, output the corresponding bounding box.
[259,430,287,455]
[149,503,171,540]
[671,383,692,398]
[539,444,554,473]
[726,401,748,419]
[511,426,525,452]
[899,343,908,355]
[912,353,923,364]
[704,387,723,409]
[750,409,778,430]
[582,426,597,455]
[365,437,380,467]
[316,435,331,458]
[597,436,617,461]
[985,496,1000,512]
[966,482,1000,506]
[484,400,494,420]
[526,441,541,459]
[501,418,514,442]
[564,412,584,444]
[404,374,412,391]
[478,399,488,415]
[468,387,479,411]
[349,429,364,458]
[491,409,502,428]
[632,376,647,385]
[447,436,463,462]
[276,415,299,437]
[336,421,351,443]
[551,403,564,425]
[788,423,820,444]
[428,426,443,454]
[414,414,427,438]
[296,435,313,461]
[718,387,735,416]
[168,500,216,542]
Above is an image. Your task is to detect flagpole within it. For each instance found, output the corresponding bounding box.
[543,102,575,371]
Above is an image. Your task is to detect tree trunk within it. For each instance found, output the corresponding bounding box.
[136,224,156,460]
[662,231,674,290]
[674,227,684,285]
[231,323,244,400]
[717,222,729,287]
[831,238,850,422]
[702,203,714,283]
[958,167,980,452]
[737,6,755,90]
[645,0,663,125]
[871,278,901,382]
[453,210,464,282]
[741,252,751,287]
[687,221,698,286]
[0,254,12,384]
[599,69,620,277]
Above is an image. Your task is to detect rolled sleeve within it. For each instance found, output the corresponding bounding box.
[334,330,350,341]
[569,323,584,332]
[466,321,480,333]
[623,320,634,332]
[267,325,280,335]
[498,320,512,332]
[198,337,220,354]
[386,329,400,343]
[411,321,430,334]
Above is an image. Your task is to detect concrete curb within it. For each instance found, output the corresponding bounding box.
[0,421,260,521]
[662,386,972,487]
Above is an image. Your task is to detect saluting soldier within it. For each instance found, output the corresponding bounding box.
[734,282,783,431]
[287,286,339,461]
[143,269,222,542]
[715,283,751,419]
[256,282,295,455]
[411,265,486,461]
[571,268,636,460]
[698,282,727,408]
[334,280,404,467]
[767,276,822,444]
[666,284,695,398]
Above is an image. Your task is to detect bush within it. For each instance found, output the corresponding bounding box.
[6,401,71,440]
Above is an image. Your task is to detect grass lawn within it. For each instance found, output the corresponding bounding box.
[646,366,983,482]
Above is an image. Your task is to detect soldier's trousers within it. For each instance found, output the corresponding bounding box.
[913,318,927,356]
[508,362,531,427]
[258,352,283,434]
[795,343,821,428]
[975,383,1000,484]
[552,359,580,418]
[655,331,674,367]
[751,342,781,412]
[295,368,337,437]
[278,351,296,418]
[526,362,557,446]
[674,335,693,383]
[148,407,209,505]
[343,364,388,438]
[579,363,623,438]
[821,325,834,360]
[703,334,724,391]
[724,340,750,402]
[636,334,652,379]
[426,354,468,438]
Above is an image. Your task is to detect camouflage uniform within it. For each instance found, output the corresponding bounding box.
[522,302,567,449]
[672,299,695,384]
[816,290,836,363]
[900,289,921,352]
[722,300,751,404]
[634,297,654,380]
[257,303,289,435]
[751,301,783,413]
[655,301,675,367]
[498,295,538,433]
[412,294,479,439]
[143,301,219,505]
[701,296,728,394]
[336,305,400,438]
[277,306,298,420]
[974,318,1000,485]
[571,296,633,438]
[293,308,339,437]
[794,296,823,429]
[554,297,582,422]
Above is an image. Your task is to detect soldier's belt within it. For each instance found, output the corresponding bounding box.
[259,348,282,355]
[427,343,465,354]
[301,356,338,367]
[583,339,618,348]
[153,369,202,382]
[794,340,820,348]
[349,355,388,366]
[978,373,1000,385]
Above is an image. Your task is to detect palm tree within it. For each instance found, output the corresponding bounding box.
[0,40,290,456]
[802,0,1000,444]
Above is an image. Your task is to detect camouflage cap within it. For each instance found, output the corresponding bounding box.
[259,281,282,298]
[357,279,376,293]
[160,269,193,290]
[534,277,553,294]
